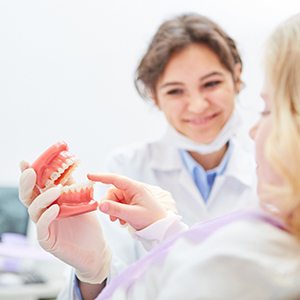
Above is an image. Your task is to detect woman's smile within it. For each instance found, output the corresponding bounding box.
[184,112,221,127]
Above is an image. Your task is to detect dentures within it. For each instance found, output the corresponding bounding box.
[31,141,98,218]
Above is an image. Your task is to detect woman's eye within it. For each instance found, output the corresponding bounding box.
[166,89,183,96]
[203,80,221,88]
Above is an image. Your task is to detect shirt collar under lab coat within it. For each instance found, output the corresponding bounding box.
[179,141,233,177]
[148,136,256,189]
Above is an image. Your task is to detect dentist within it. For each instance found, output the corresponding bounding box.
[103,12,257,225]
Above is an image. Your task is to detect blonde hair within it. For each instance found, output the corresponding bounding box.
[263,13,300,236]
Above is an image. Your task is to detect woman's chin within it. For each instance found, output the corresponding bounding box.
[187,134,217,145]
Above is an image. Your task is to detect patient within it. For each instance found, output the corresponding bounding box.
[19,13,300,299]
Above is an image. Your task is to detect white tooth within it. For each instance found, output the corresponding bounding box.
[66,159,73,166]
[62,186,68,192]
[66,186,73,192]
[62,163,68,169]
[65,186,71,192]
[45,179,53,188]
[58,168,64,174]
[50,172,59,180]
[67,184,74,192]
[45,180,51,186]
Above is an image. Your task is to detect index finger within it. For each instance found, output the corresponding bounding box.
[87,173,141,192]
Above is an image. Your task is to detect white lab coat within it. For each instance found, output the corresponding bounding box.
[58,136,258,299]
[99,136,258,268]
[102,136,258,225]
[98,214,300,300]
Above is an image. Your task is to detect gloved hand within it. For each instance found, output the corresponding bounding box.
[88,173,178,230]
[19,164,112,284]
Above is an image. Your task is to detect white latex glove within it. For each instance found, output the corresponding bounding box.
[88,173,178,231]
[19,164,112,284]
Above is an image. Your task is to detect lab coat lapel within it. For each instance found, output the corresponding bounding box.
[149,139,201,201]
[178,167,206,208]
[225,138,256,187]
[149,140,208,220]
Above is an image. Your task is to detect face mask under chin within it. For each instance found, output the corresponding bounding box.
[162,107,242,154]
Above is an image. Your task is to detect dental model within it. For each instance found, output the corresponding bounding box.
[31,142,98,218]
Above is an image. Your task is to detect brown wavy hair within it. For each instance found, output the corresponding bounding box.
[135,13,242,101]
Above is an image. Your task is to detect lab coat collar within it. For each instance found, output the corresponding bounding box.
[224,138,256,188]
[149,138,185,171]
[149,136,255,188]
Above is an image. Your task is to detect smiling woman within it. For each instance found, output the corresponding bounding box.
[155,43,239,145]
[133,14,246,171]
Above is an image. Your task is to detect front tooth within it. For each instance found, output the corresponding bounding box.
[62,163,68,170]
[58,168,64,174]
[62,186,69,192]
[67,184,75,191]
[66,158,73,167]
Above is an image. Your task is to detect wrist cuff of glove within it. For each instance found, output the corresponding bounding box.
[75,244,112,284]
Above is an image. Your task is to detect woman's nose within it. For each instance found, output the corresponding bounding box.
[187,93,209,113]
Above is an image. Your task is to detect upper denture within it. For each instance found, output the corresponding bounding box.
[32,142,72,189]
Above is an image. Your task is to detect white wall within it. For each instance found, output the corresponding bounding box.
[0,0,299,185]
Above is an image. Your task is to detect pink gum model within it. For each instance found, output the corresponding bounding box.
[31,141,98,218]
